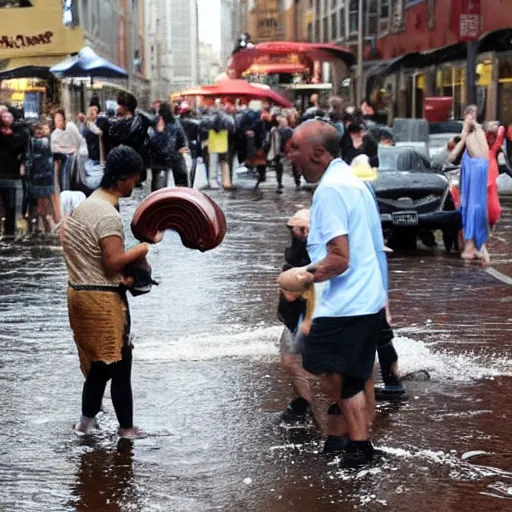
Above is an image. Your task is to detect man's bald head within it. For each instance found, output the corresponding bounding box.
[288,120,341,183]
[296,120,341,158]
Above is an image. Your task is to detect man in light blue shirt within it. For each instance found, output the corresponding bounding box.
[279,120,386,466]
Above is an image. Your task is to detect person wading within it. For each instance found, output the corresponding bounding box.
[61,145,149,439]
[279,120,387,465]
[449,105,490,262]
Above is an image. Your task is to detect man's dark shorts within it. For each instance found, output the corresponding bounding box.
[302,309,384,379]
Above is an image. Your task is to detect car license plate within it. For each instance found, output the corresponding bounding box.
[392,211,419,226]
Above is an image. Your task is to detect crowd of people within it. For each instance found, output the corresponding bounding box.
[0,91,396,240]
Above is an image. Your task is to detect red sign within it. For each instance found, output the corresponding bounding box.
[459,0,481,41]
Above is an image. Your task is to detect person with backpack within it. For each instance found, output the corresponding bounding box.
[148,102,189,191]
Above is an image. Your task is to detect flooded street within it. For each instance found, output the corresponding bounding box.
[1,167,512,512]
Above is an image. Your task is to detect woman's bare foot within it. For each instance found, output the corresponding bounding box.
[73,416,97,436]
[461,251,477,260]
[118,427,145,440]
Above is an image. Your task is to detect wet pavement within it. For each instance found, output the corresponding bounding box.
[1,165,512,512]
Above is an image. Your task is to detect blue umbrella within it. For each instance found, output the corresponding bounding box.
[50,46,128,79]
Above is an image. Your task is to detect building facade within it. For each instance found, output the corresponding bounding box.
[145,0,171,101]
[305,0,512,122]
[199,42,222,85]
[168,0,199,92]
[78,0,150,107]
[0,0,83,113]
[220,0,242,67]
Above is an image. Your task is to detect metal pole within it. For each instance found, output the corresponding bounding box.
[356,0,364,107]
[466,40,478,107]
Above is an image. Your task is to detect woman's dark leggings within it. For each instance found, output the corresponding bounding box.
[275,155,283,187]
[82,343,133,429]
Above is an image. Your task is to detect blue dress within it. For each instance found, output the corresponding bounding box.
[460,151,488,250]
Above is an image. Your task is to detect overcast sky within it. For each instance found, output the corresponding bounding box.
[197,0,221,54]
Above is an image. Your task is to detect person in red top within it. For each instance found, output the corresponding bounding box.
[487,124,505,230]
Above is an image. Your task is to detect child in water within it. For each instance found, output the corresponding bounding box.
[277,209,315,423]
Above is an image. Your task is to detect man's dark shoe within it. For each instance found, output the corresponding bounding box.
[323,435,349,454]
[339,440,375,466]
[279,406,308,424]
[374,383,406,401]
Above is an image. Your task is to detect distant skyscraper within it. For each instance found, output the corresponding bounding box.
[220,0,241,66]
[169,0,199,90]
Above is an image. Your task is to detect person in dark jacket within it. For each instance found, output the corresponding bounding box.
[179,103,202,188]
[0,109,27,237]
[237,102,267,189]
[109,92,151,182]
[148,101,189,191]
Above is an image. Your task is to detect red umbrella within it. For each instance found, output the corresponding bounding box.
[198,79,292,108]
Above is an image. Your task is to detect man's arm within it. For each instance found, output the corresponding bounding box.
[306,235,349,282]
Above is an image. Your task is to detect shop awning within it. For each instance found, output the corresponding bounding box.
[0,55,63,80]
[479,28,512,53]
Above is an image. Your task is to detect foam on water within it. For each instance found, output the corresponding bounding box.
[393,333,512,383]
[137,324,512,384]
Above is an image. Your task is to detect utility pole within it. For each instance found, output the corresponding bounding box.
[466,41,478,106]
[356,0,364,107]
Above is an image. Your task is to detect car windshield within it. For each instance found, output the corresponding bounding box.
[378,145,433,172]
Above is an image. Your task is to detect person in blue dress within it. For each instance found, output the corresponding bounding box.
[449,105,490,262]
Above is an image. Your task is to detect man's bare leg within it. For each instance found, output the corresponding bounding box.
[341,391,370,441]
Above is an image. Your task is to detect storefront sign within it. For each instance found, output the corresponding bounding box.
[0,31,54,50]
[459,0,481,41]
[0,0,82,59]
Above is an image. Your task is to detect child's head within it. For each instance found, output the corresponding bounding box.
[33,123,45,138]
[287,209,310,241]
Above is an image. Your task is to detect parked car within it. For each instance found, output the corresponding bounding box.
[372,145,462,251]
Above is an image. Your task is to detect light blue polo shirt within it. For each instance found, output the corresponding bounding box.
[307,158,386,318]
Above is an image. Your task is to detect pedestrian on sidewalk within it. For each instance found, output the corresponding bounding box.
[0,108,27,237]
[50,110,83,193]
[24,122,56,233]
[62,145,149,439]
[279,120,387,465]
[449,105,490,262]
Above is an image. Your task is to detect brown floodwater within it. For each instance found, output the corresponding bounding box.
[1,167,512,512]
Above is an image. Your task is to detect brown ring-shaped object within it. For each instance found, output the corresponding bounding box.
[131,188,227,251]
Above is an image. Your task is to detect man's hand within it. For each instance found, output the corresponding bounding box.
[277,266,314,293]
[179,147,190,154]
[156,118,165,133]
[20,164,26,177]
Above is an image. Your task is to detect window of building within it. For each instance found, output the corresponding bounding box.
[338,6,345,40]
[381,0,390,18]
[366,0,378,36]
[315,18,320,41]
[349,0,358,34]
[307,22,313,42]
[331,0,337,8]
[323,16,328,42]
[0,0,32,6]
[331,12,337,40]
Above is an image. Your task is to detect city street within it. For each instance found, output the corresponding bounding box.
[1,167,512,512]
